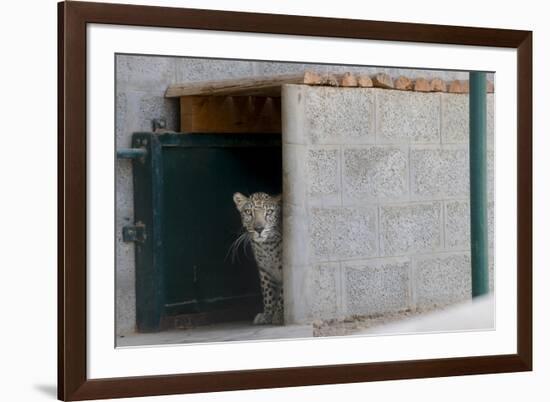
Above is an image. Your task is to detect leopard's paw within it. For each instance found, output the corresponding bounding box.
[271,310,284,325]
[253,312,272,325]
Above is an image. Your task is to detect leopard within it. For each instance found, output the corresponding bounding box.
[232,192,283,325]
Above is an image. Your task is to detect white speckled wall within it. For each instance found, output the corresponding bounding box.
[281,84,494,324]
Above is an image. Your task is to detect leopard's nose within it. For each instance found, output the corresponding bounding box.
[254,225,263,235]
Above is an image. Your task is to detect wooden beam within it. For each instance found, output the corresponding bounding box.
[167,73,312,98]
[180,95,281,133]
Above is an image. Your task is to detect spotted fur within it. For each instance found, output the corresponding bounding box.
[232,192,283,325]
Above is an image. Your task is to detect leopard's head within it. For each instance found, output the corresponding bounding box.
[233,192,282,243]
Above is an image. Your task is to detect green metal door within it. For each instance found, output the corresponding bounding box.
[124,133,282,332]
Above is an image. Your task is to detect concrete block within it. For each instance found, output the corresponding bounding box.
[444,200,494,250]
[310,207,378,261]
[376,90,440,143]
[487,94,495,147]
[282,85,307,145]
[255,61,321,75]
[488,149,494,196]
[283,264,310,324]
[283,203,310,268]
[382,69,469,81]
[488,201,494,250]
[304,86,375,145]
[445,200,470,249]
[115,257,136,334]
[138,94,179,132]
[308,263,340,319]
[282,143,307,208]
[343,146,408,201]
[344,258,411,315]
[414,253,471,308]
[380,202,442,256]
[116,163,136,334]
[116,278,136,335]
[116,55,176,93]
[441,93,494,146]
[489,252,495,292]
[116,162,134,229]
[115,90,147,145]
[325,65,391,76]
[410,146,469,198]
[115,91,129,145]
[117,90,179,137]
[175,57,255,83]
[307,147,341,197]
[441,94,468,143]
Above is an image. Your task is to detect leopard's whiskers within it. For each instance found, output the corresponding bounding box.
[225,230,251,263]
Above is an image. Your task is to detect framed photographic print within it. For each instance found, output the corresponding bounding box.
[58,1,532,400]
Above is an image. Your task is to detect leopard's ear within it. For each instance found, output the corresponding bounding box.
[272,194,282,204]
[233,192,248,211]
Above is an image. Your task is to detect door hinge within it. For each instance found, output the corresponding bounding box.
[122,223,146,243]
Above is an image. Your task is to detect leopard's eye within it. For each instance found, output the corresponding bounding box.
[266,209,273,216]
[244,209,252,216]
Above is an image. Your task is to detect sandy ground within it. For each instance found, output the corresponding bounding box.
[313,306,444,337]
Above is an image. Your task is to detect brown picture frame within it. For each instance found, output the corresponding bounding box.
[58,1,532,400]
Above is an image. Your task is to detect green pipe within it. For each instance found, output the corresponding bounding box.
[469,72,489,297]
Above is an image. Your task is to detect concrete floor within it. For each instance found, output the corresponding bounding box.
[116,297,493,347]
[314,296,494,337]
[354,295,494,336]
[117,321,313,347]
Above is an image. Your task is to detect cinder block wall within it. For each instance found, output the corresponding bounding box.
[282,85,494,324]
[115,54,479,335]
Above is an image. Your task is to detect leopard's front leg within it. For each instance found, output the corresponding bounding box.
[253,270,277,325]
[271,286,284,325]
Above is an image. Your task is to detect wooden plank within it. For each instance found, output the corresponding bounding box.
[180,95,281,133]
[167,71,332,97]
[167,73,312,98]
